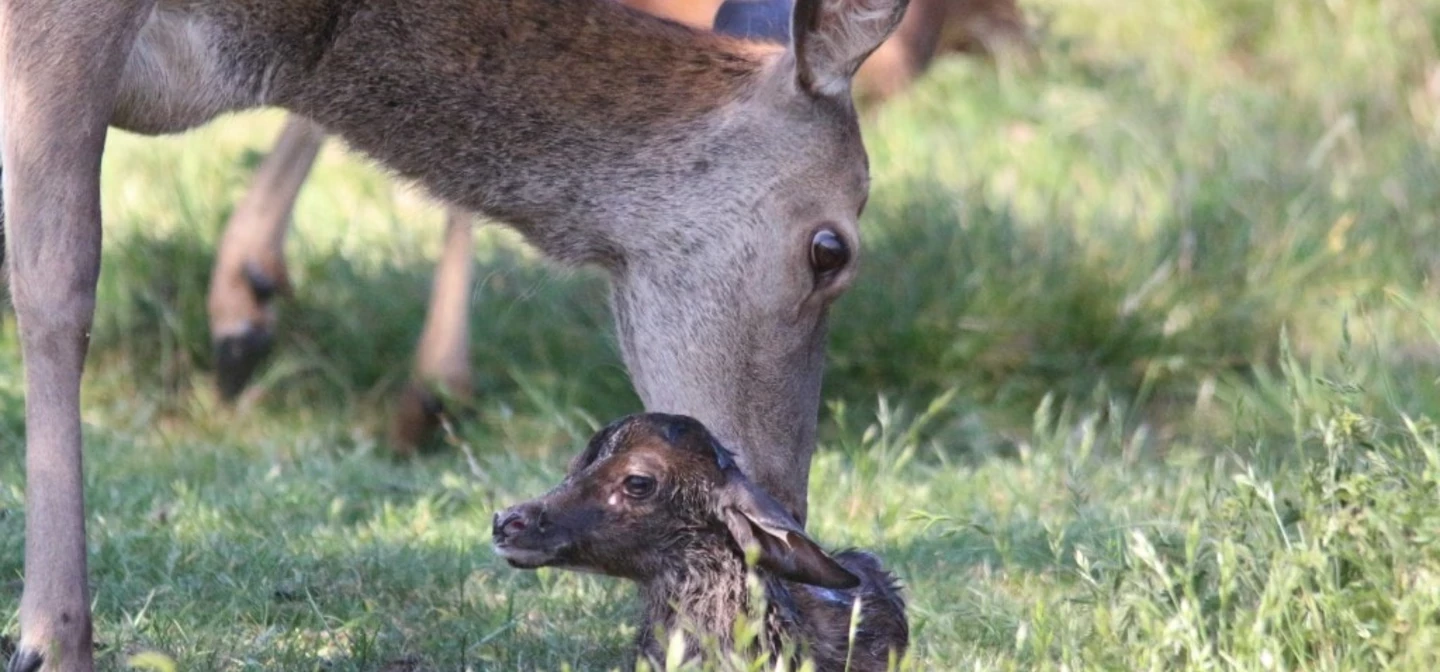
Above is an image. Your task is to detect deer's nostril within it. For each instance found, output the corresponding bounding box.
[498,512,527,538]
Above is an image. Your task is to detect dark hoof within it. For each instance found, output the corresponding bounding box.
[5,646,41,672]
[388,383,447,457]
[242,262,283,303]
[213,327,275,401]
[380,654,427,672]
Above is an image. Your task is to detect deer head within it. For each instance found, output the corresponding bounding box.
[604,0,908,523]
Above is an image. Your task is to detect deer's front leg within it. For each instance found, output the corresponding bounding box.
[3,2,156,671]
[208,115,325,400]
[390,208,475,455]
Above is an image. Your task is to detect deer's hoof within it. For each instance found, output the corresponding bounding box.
[5,647,41,672]
[388,382,449,457]
[213,326,275,401]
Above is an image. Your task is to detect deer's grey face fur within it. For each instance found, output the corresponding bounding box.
[608,0,906,523]
[492,413,859,588]
[608,93,867,528]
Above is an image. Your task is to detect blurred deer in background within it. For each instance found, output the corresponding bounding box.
[206,0,1031,454]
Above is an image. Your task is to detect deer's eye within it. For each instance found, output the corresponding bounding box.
[623,475,656,499]
[810,228,849,279]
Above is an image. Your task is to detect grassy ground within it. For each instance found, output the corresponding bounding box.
[5,0,1440,669]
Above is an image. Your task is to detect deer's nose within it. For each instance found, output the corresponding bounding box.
[493,506,538,540]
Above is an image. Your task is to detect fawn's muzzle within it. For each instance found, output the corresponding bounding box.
[492,510,529,539]
[491,502,566,569]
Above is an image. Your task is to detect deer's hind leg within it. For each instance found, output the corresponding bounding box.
[389,208,475,455]
[209,115,325,400]
[2,2,157,671]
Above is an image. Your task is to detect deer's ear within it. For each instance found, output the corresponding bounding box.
[717,468,860,589]
[791,0,910,97]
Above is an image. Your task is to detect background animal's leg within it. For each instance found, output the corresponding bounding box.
[851,0,952,107]
[941,0,1033,59]
[389,207,475,455]
[2,163,7,294]
[846,0,1035,108]
[208,114,325,400]
[2,1,156,670]
[2,163,6,277]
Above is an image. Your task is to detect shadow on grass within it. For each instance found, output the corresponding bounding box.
[827,176,1297,446]
[0,430,635,669]
[5,541,639,671]
[81,224,639,433]
[68,169,1305,462]
[0,487,1139,671]
[85,537,640,671]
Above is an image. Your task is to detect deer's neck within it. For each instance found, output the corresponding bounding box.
[266,0,774,262]
[637,545,798,663]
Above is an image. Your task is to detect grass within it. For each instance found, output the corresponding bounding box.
[4,0,1440,668]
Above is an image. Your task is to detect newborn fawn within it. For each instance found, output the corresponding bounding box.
[493,413,908,670]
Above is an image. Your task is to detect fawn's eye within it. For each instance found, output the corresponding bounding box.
[622,475,656,499]
[809,228,850,280]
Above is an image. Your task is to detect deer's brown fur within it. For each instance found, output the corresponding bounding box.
[205,0,1030,453]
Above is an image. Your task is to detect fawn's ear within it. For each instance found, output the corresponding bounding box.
[567,415,635,476]
[717,467,860,589]
[791,0,910,97]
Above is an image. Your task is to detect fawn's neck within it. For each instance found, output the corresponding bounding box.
[269,0,776,261]
[638,544,796,661]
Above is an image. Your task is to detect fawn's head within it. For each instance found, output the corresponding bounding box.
[492,413,860,589]
[606,0,908,525]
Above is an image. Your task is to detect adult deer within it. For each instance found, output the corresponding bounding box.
[208,0,1029,453]
[0,0,908,669]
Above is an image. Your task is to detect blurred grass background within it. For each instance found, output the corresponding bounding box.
[4,0,1440,669]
